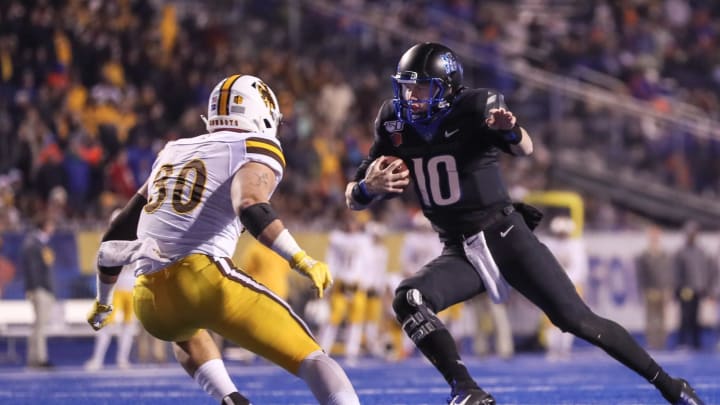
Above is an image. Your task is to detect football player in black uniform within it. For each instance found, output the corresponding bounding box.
[345,42,704,405]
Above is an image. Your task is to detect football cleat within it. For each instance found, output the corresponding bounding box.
[448,388,496,405]
[674,379,704,405]
[221,392,251,405]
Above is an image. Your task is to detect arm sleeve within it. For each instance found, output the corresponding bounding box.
[99,193,147,276]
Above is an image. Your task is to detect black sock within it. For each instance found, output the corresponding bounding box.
[572,315,682,402]
[646,361,681,402]
[415,329,477,390]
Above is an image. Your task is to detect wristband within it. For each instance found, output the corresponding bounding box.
[358,179,374,199]
[351,180,374,205]
[96,278,115,306]
[270,229,303,261]
[497,123,523,145]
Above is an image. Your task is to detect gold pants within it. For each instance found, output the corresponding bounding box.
[134,254,319,374]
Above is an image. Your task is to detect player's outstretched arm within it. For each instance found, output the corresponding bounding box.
[88,182,149,331]
[231,162,332,298]
[486,108,533,156]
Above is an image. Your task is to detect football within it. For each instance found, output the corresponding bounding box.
[378,156,408,173]
[376,156,409,200]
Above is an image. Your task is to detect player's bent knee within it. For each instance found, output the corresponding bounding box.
[392,288,424,323]
[298,350,359,405]
[392,288,445,344]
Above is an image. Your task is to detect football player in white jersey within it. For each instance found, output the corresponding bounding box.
[86,75,359,405]
[85,211,138,371]
[541,216,589,361]
[361,222,390,359]
[318,212,367,364]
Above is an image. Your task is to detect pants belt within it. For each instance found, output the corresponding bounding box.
[456,204,515,241]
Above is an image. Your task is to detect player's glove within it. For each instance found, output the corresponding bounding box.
[291,251,333,299]
[87,301,114,331]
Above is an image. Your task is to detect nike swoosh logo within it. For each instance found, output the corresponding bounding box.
[444,128,460,138]
[454,396,471,405]
[500,225,514,238]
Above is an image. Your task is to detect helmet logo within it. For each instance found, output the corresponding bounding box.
[439,52,458,74]
[254,81,277,110]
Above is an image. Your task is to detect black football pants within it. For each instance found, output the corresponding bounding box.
[396,210,658,380]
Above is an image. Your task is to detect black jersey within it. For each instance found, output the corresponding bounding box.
[354,88,518,239]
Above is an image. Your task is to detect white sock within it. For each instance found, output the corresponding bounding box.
[560,332,575,355]
[345,324,362,361]
[319,324,338,353]
[89,325,113,365]
[364,323,382,356]
[546,327,563,356]
[116,322,136,364]
[192,358,238,401]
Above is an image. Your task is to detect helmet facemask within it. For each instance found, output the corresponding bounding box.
[392,73,451,124]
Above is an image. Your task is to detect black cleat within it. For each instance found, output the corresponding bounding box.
[448,388,496,405]
[221,392,251,405]
[674,379,704,405]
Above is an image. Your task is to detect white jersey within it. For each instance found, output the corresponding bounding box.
[543,236,589,287]
[400,231,443,277]
[115,265,136,291]
[136,131,285,275]
[360,239,389,291]
[326,230,366,285]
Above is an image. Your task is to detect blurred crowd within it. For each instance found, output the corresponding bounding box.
[518,0,720,198]
[0,0,719,233]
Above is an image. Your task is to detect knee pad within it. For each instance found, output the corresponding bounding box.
[392,288,445,344]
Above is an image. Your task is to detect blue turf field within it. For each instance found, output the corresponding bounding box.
[0,349,718,404]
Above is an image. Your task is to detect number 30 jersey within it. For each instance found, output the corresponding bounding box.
[354,88,516,240]
[137,131,285,273]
